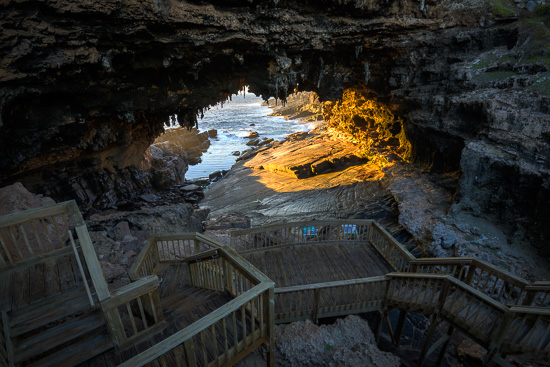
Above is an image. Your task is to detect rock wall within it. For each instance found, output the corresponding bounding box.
[1,0,549,250]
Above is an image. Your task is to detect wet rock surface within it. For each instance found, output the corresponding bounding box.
[245,130,367,179]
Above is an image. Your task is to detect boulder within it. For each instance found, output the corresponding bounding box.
[245,131,259,139]
[0,182,56,216]
[275,316,399,367]
[246,138,261,146]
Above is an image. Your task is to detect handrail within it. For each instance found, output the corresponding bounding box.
[275,275,388,293]
[129,232,222,281]
[117,281,274,367]
[230,219,375,253]
[509,305,550,315]
[0,201,73,228]
[101,275,164,346]
[231,219,375,236]
[275,276,388,323]
[0,201,110,302]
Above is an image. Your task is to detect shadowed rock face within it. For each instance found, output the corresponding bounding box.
[0,1,549,250]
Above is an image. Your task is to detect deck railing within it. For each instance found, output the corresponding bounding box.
[501,306,550,359]
[0,201,110,303]
[0,202,166,355]
[129,233,221,280]
[369,221,416,272]
[118,281,274,367]
[229,220,375,253]
[229,220,550,366]
[275,276,388,324]
[126,234,276,367]
[412,258,550,307]
[101,276,165,347]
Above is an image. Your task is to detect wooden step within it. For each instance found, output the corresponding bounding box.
[26,331,113,367]
[9,286,93,337]
[14,309,105,363]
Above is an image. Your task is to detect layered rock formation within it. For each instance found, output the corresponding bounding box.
[1,0,549,252]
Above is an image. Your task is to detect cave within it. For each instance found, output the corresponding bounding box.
[1,0,550,365]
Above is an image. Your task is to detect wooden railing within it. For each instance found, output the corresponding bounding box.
[126,235,275,367]
[0,203,74,266]
[0,201,110,304]
[129,233,221,281]
[501,306,550,360]
[101,276,164,347]
[229,220,550,366]
[412,258,550,307]
[275,276,388,324]
[189,249,267,299]
[118,281,274,367]
[369,221,415,272]
[230,220,375,253]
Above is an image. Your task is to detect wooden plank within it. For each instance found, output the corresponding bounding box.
[14,310,104,363]
[116,282,272,367]
[75,225,110,301]
[0,203,70,228]
[11,267,29,309]
[9,287,90,336]
[26,332,113,367]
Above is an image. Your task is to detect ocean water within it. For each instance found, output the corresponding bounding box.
[180,91,317,180]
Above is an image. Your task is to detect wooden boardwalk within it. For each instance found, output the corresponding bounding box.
[242,242,393,288]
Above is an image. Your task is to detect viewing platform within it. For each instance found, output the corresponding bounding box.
[0,202,549,367]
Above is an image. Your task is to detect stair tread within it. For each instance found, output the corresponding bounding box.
[9,286,93,337]
[15,309,105,363]
[26,332,113,367]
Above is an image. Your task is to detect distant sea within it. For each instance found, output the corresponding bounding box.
[176,91,318,180]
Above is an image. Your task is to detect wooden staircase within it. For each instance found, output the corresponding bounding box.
[4,286,113,367]
[383,273,550,366]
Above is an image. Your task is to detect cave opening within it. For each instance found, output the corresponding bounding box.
[154,88,323,182]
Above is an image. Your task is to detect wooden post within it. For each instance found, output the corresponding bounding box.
[265,287,275,367]
[102,307,126,345]
[75,225,110,301]
[418,315,440,367]
[521,291,535,306]
[68,230,94,307]
[436,325,454,365]
[194,237,200,255]
[312,289,320,324]
[374,310,385,345]
[184,339,198,367]
[142,291,164,324]
[394,310,408,347]
[484,311,513,367]
[465,265,477,285]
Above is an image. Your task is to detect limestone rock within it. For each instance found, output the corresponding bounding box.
[245,131,259,139]
[275,316,399,367]
[246,138,261,146]
[0,182,55,216]
[245,133,367,179]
